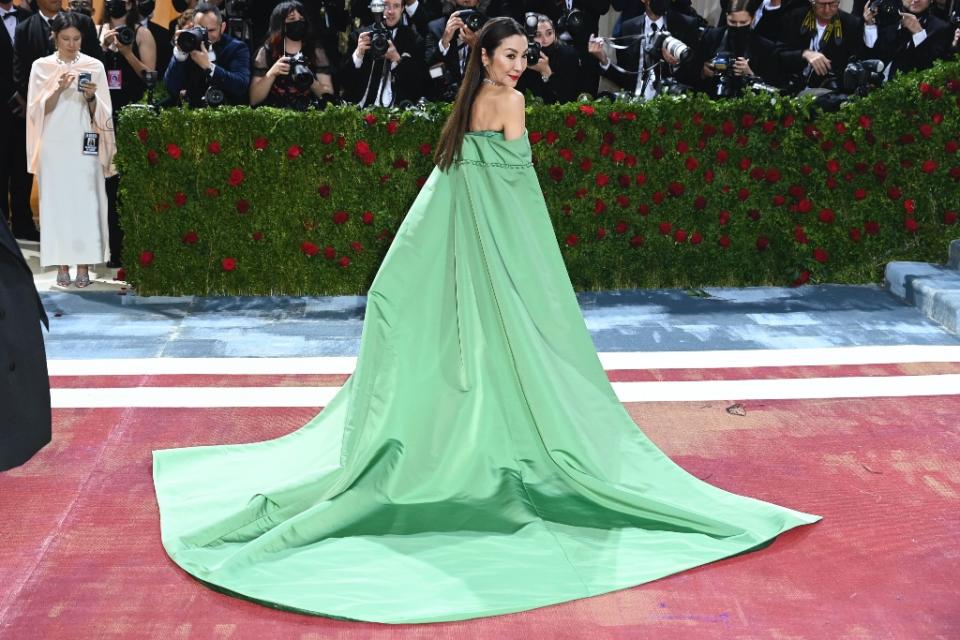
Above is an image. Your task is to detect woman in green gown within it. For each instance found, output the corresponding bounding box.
[152,17,820,624]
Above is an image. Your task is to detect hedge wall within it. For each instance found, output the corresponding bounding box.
[117,60,960,296]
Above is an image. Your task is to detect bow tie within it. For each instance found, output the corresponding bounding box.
[1,10,17,19]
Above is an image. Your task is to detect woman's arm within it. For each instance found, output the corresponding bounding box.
[250,47,289,106]
[501,90,525,141]
[45,71,74,114]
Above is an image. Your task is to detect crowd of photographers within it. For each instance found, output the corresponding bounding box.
[2,0,959,254]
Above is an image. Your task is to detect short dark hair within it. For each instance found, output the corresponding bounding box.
[194,2,223,23]
[50,10,88,35]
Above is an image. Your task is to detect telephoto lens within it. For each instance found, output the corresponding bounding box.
[116,24,135,46]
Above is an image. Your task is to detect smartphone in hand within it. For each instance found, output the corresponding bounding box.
[78,72,92,92]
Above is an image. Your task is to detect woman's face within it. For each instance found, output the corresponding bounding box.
[285,9,304,23]
[56,27,83,58]
[535,21,556,48]
[482,34,528,87]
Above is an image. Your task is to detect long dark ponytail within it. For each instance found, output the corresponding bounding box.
[434,16,525,172]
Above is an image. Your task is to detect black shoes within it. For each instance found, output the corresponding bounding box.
[13,226,40,242]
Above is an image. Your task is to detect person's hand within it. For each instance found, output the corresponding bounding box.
[733,57,753,76]
[701,61,715,78]
[461,24,479,48]
[529,51,551,76]
[101,27,118,50]
[384,40,401,64]
[267,56,291,79]
[81,78,98,101]
[57,70,77,93]
[661,46,680,66]
[354,31,371,58]
[802,50,831,75]
[900,11,922,34]
[441,13,464,48]
[588,33,608,65]
[863,1,877,25]
[953,27,959,51]
[189,41,213,70]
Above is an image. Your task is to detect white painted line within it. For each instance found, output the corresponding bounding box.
[48,374,960,408]
[47,346,960,377]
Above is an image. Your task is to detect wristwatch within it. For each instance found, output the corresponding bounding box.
[541,73,550,82]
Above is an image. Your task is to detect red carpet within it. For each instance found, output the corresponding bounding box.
[2,381,959,637]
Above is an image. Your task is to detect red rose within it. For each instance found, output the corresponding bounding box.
[738,157,751,171]
[718,210,731,225]
[580,158,592,172]
[416,175,427,188]
[951,166,960,180]
[147,149,158,165]
[390,158,409,170]
[859,115,872,129]
[794,226,808,244]
[946,140,959,154]
[529,131,543,144]
[716,149,729,163]
[252,231,264,241]
[690,231,703,245]
[228,167,245,187]
[747,209,761,221]
[918,123,933,139]
[615,220,629,234]
[834,122,847,134]
[765,168,781,183]
[354,141,370,156]
[360,151,377,166]
[564,114,577,128]
[608,111,621,124]
[792,270,810,287]
[386,120,399,135]
[842,139,857,155]
[559,148,574,162]
[321,132,334,145]
[612,149,627,163]
[332,210,349,225]
[351,241,364,253]
[618,174,631,188]
[887,186,902,200]
[684,156,698,171]
[616,194,630,208]
[704,168,715,184]
[718,235,731,249]
[826,159,840,174]
[565,233,579,246]
[182,230,198,245]
[865,220,880,235]
[797,198,812,213]
[221,257,237,271]
[362,210,375,225]
[721,120,735,136]
[594,199,606,214]
[944,210,958,225]
[737,187,750,201]
[668,181,684,197]
[921,160,938,174]
[694,195,707,210]
[205,187,220,198]
[782,114,795,128]
[854,188,867,200]
[546,130,559,144]
[254,136,269,150]
[137,128,149,143]
[363,113,377,125]
[818,208,836,223]
[741,113,755,129]
[323,245,337,260]
[652,191,666,204]
[903,199,916,214]
[800,164,813,175]
[301,241,319,257]
[165,143,181,159]
[635,172,647,186]
[651,146,664,160]
[578,104,595,116]
[762,120,776,134]
[287,145,303,159]
[630,235,645,247]
[115,268,126,280]
[549,166,564,182]
[658,221,672,235]
[825,176,838,190]
[574,187,588,199]
[750,167,765,181]
[207,140,221,155]
[139,250,154,267]
[849,227,862,242]
[637,203,650,216]
[174,191,187,207]
[673,229,688,243]
[595,173,610,187]
[812,247,829,263]
[904,217,919,232]
[772,194,786,206]
[319,184,334,199]
[235,199,250,214]
[756,235,769,251]
[597,227,607,239]
[639,129,651,144]
[339,256,351,268]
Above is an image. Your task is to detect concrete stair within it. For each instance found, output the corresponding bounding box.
[885,239,960,334]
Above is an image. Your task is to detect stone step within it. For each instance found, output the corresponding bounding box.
[885,260,960,335]
[948,239,960,270]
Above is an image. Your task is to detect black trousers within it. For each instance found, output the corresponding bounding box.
[105,173,123,263]
[0,112,36,232]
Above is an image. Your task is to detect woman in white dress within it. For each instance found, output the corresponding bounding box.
[26,12,116,288]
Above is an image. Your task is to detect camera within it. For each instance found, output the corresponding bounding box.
[286,52,314,90]
[203,84,225,107]
[869,0,901,27]
[649,30,692,63]
[115,24,135,46]
[428,63,459,101]
[842,58,885,95]
[176,26,208,52]
[710,51,738,98]
[556,9,585,36]
[524,12,541,65]
[458,9,487,32]
[368,23,391,57]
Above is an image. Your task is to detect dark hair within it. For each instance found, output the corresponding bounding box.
[97,0,142,28]
[264,1,317,64]
[50,11,88,35]
[434,16,525,172]
[728,0,760,13]
[194,2,223,23]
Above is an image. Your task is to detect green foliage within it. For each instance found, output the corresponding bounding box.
[117,61,960,295]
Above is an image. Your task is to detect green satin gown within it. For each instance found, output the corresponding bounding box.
[153,130,820,624]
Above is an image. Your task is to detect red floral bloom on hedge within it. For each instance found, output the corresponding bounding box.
[673,228,687,243]
[166,143,182,159]
[614,220,628,234]
[332,210,349,225]
[419,142,432,156]
[594,199,606,214]
[765,168,781,183]
[578,104,595,116]
[639,129,651,144]
[716,148,729,163]
[221,257,237,271]
[694,195,707,209]
[865,220,881,235]
[667,181,684,197]
[139,251,154,267]
[794,225,809,244]
[849,227,862,242]
[887,186,902,200]
[756,235,769,251]
[363,113,377,125]
[772,194,786,206]
[147,149,159,165]
[658,221,672,235]
[718,210,731,225]
[612,149,627,163]
[549,166,564,182]
[339,256,351,268]
[597,227,607,239]
[392,158,409,169]
[595,173,609,187]
[545,130,559,144]
[813,247,829,262]
[529,130,543,144]
[287,145,303,159]
[737,187,750,201]
[228,167,245,187]
[684,156,698,171]
[826,158,840,174]
[182,230,199,245]
[921,159,938,173]
[629,234,645,247]
[174,191,187,207]
[944,211,958,225]
[616,194,629,208]
[792,270,811,287]
[690,231,703,245]
[351,241,364,253]
[386,120,399,135]
[301,241,319,256]
[652,191,666,204]
[252,231,264,241]
[362,210,375,225]
[137,128,149,143]
[564,114,577,128]
[580,158,592,171]
[946,140,959,154]
[618,174,630,188]
[205,187,220,198]
[718,235,731,248]
[818,208,835,223]
[747,208,761,221]
[323,245,336,260]
[254,136,269,150]
[565,233,579,246]
[207,140,222,155]
[155,201,170,212]
[904,217,919,232]
[320,132,334,145]
[854,188,867,200]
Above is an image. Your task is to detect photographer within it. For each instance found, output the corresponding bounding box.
[423,0,484,99]
[526,0,611,95]
[778,0,868,92]
[136,0,173,78]
[515,14,582,102]
[342,0,427,106]
[98,0,157,268]
[164,2,250,107]
[697,0,784,97]
[250,1,334,109]
[353,0,442,37]
[863,0,953,77]
[587,0,701,99]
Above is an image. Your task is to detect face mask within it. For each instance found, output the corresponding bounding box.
[285,20,307,41]
[648,0,669,17]
[138,0,156,16]
[727,24,750,50]
[107,0,128,19]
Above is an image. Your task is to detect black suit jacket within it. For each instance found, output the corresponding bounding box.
[342,24,427,106]
[1,5,32,111]
[524,0,612,46]
[695,25,785,91]
[751,0,808,42]
[600,11,701,91]
[779,9,865,85]
[424,14,470,86]
[13,11,101,101]
[0,216,50,472]
[872,12,953,76]
[515,42,582,103]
